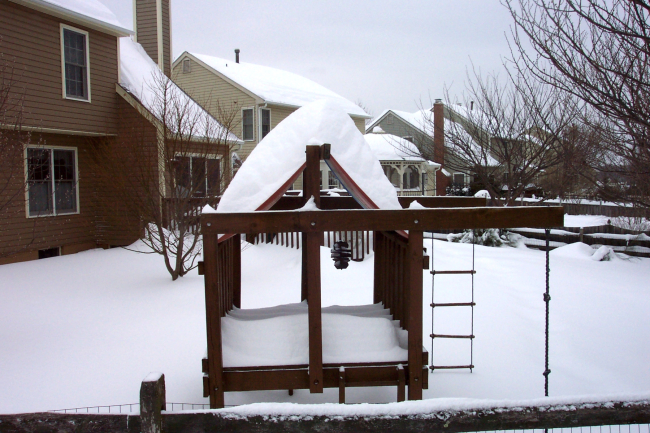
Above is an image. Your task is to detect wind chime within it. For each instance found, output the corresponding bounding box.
[331,241,352,269]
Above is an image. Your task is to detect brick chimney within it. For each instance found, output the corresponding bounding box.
[432,99,449,195]
[134,0,172,77]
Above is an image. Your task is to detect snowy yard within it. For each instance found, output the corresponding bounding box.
[1,236,649,414]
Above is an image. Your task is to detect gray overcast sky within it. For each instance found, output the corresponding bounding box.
[107,0,516,118]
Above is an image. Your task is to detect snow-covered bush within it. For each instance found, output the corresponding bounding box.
[447,228,523,247]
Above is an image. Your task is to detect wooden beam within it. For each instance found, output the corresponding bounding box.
[306,231,323,393]
[269,195,488,210]
[407,230,423,401]
[339,367,346,404]
[203,233,224,409]
[202,206,564,234]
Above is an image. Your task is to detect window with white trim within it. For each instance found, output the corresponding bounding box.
[27,147,78,217]
[175,156,221,197]
[242,108,254,141]
[260,108,270,139]
[61,26,90,101]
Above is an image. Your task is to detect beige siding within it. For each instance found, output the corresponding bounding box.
[161,0,171,75]
[352,117,367,134]
[0,2,119,135]
[136,0,158,66]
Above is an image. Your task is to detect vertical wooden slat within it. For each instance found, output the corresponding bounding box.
[373,231,382,304]
[339,367,346,404]
[407,230,424,401]
[233,234,241,309]
[397,364,406,402]
[203,233,224,408]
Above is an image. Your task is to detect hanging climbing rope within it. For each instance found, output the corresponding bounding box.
[429,229,476,372]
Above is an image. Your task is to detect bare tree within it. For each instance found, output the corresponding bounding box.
[504,0,650,209]
[94,71,239,280]
[415,67,580,205]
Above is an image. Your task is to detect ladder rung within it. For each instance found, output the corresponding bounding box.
[430,334,475,339]
[431,270,476,275]
[431,302,476,308]
[430,365,474,370]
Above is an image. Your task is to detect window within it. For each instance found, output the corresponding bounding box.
[242,108,254,141]
[453,173,465,186]
[27,147,78,217]
[328,171,340,189]
[260,108,270,139]
[175,156,221,197]
[182,58,191,73]
[61,25,90,101]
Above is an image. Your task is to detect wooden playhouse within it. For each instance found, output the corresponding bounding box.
[199,144,563,408]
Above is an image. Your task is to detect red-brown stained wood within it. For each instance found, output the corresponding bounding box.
[305,230,323,393]
[232,235,241,309]
[373,232,383,304]
[202,206,564,234]
[339,368,346,404]
[397,365,406,402]
[203,233,224,408]
[406,230,424,401]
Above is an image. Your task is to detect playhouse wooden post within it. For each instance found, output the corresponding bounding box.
[302,145,324,393]
[203,232,225,408]
[407,230,424,400]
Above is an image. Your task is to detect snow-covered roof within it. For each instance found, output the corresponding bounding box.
[12,0,132,36]
[364,133,438,166]
[211,99,400,214]
[367,108,435,135]
[119,38,241,143]
[182,52,371,119]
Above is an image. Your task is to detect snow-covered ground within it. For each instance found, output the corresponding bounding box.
[0,239,649,414]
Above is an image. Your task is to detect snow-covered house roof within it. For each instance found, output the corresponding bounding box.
[210,100,400,215]
[177,52,371,119]
[364,133,439,168]
[118,38,241,143]
[366,108,435,135]
[11,0,132,36]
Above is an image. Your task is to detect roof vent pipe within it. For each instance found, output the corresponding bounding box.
[470,101,474,111]
[235,49,240,63]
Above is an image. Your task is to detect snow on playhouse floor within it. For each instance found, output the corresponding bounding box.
[0,239,649,413]
[222,303,407,367]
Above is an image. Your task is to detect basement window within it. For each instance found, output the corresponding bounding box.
[38,247,60,259]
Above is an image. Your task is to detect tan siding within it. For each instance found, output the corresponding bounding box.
[161,0,171,76]
[136,0,158,64]
[0,2,119,135]
[353,117,366,134]
[172,58,257,158]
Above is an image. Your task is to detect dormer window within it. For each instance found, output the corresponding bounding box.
[61,25,90,101]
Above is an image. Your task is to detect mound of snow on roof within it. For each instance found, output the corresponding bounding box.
[43,0,125,28]
[213,99,401,213]
[190,53,368,117]
[364,133,426,162]
[119,39,239,142]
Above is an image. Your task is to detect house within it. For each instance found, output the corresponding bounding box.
[0,0,238,265]
[363,128,440,196]
[170,51,372,170]
[366,100,478,195]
